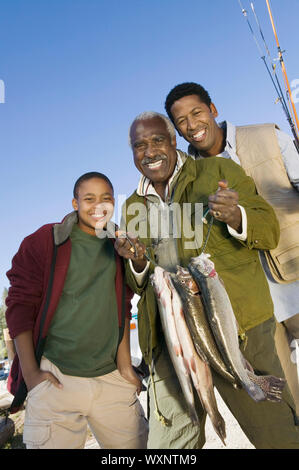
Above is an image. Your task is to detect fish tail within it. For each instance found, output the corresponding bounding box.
[205,390,226,446]
[215,414,227,447]
[247,371,286,402]
[208,410,226,446]
[196,365,227,446]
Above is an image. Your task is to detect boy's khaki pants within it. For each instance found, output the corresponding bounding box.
[23,357,148,449]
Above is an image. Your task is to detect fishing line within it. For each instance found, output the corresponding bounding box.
[250,2,290,118]
[200,216,214,255]
[250,2,272,61]
[266,0,299,143]
[238,0,299,152]
[238,0,262,55]
[144,248,158,267]
[251,1,298,145]
[238,0,287,115]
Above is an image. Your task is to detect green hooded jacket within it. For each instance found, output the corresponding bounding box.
[123,153,280,365]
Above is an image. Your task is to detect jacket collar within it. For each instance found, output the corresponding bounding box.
[53,211,118,246]
[128,149,198,206]
[53,211,78,246]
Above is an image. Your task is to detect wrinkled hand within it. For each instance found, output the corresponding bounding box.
[208,180,242,232]
[114,231,147,272]
[25,368,63,393]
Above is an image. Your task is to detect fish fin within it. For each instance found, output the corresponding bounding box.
[182,356,191,374]
[247,371,286,403]
[190,356,197,374]
[189,407,199,426]
[194,343,209,363]
[173,344,183,358]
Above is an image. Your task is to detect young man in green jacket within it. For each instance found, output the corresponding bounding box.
[115,112,299,449]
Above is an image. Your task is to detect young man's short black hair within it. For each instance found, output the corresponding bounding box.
[73,172,114,198]
[165,82,212,124]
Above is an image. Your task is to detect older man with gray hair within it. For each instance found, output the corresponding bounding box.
[115,111,299,449]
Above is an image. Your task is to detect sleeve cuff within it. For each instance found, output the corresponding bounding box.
[227,205,247,241]
[129,259,150,286]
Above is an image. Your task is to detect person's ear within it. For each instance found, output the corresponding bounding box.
[210,103,219,118]
[72,198,78,211]
[171,134,177,148]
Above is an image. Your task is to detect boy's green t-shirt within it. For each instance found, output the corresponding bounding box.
[44,224,119,377]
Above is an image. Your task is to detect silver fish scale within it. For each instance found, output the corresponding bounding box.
[171,274,236,385]
[150,268,199,424]
[189,262,267,402]
[201,276,245,386]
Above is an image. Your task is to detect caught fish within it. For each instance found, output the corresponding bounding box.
[188,253,286,403]
[151,267,199,424]
[172,266,236,385]
[167,271,226,445]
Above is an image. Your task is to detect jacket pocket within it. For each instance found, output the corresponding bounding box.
[214,246,257,272]
[23,422,51,447]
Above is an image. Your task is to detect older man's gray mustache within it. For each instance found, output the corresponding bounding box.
[141,154,168,165]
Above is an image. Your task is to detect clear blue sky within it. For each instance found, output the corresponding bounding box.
[0,0,298,296]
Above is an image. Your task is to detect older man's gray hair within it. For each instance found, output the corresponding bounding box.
[128,111,176,148]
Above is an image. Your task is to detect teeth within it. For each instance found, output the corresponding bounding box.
[147,160,163,169]
[193,129,206,139]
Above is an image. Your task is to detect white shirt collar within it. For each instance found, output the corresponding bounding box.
[223,121,236,153]
[218,121,241,165]
[188,120,241,165]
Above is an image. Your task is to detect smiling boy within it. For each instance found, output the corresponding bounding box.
[5,171,148,449]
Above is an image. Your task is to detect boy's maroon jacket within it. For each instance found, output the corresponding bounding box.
[5,212,133,412]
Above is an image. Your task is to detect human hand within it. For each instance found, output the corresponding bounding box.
[119,366,142,395]
[25,368,63,393]
[114,231,147,272]
[208,180,242,232]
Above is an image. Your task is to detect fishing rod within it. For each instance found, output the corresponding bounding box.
[237,2,290,126]
[250,1,299,151]
[265,0,299,149]
[250,3,291,123]
[238,0,299,152]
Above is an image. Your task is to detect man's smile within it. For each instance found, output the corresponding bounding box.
[145,159,165,170]
[142,154,168,171]
[190,128,207,142]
